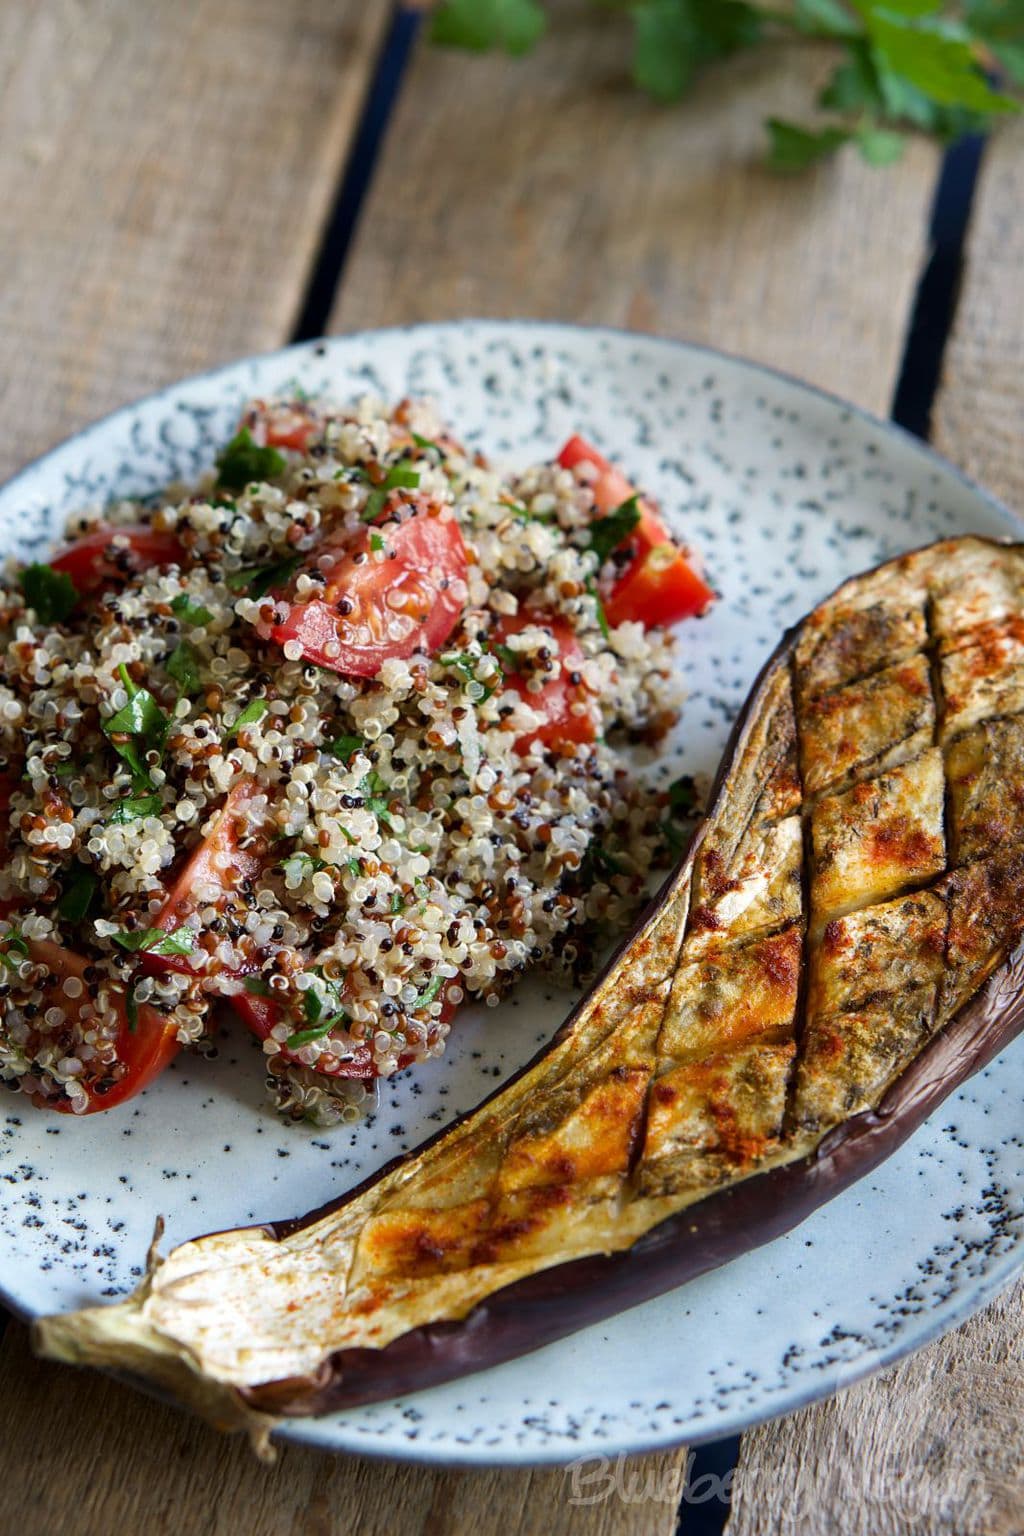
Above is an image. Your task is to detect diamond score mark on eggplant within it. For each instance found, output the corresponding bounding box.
[34,537,1024,1456]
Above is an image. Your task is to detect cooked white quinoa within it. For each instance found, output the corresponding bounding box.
[0,396,685,1125]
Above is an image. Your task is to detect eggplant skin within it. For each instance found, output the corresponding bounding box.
[34,536,1024,1439]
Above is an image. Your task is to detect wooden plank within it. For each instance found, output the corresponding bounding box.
[727,121,1024,1536]
[0,0,389,483]
[0,1321,690,1536]
[330,2,940,416]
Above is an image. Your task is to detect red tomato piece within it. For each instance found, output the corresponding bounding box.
[557,436,715,627]
[142,778,270,979]
[24,940,179,1114]
[494,612,596,753]
[50,525,185,597]
[246,400,321,453]
[270,500,468,678]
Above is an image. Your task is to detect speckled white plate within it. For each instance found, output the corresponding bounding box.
[1,322,1023,1467]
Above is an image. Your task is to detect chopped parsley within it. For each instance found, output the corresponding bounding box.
[109,925,196,956]
[369,532,386,553]
[166,640,202,697]
[215,428,286,492]
[170,592,214,626]
[589,495,641,564]
[360,770,395,827]
[58,867,100,925]
[285,970,350,1050]
[0,928,29,969]
[243,975,272,998]
[126,980,139,1032]
[328,733,364,764]
[663,774,700,858]
[414,974,445,1011]
[108,792,162,825]
[411,431,444,456]
[586,577,611,641]
[361,461,421,522]
[21,563,79,625]
[279,850,327,883]
[225,553,302,598]
[230,698,269,736]
[103,665,169,786]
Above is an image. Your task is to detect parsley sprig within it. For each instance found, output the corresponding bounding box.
[286,970,350,1050]
[215,428,286,492]
[103,664,169,788]
[431,1,1024,168]
[361,462,421,522]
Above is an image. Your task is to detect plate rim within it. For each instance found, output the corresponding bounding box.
[2,318,1022,1468]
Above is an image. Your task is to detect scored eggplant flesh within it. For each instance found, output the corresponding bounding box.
[34,535,1024,1452]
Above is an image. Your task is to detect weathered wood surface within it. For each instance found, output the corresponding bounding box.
[0,0,389,483]
[726,119,1024,1536]
[0,1322,691,1536]
[331,2,939,417]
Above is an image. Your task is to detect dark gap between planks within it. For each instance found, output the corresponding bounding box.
[890,133,987,439]
[290,5,422,343]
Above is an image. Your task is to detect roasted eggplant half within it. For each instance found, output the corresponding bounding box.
[35,536,1024,1452]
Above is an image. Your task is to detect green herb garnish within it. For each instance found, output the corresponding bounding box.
[103,665,169,785]
[0,928,29,968]
[230,698,269,736]
[225,554,302,599]
[279,850,327,882]
[361,461,421,522]
[328,733,364,764]
[359,771,396,827]
[589,495,641,564]
[662,773,700,857]
[215,428,286,492]
[411,431,445,456]
[126,980,139,1033]
[108,792,162,824]
[414,974,445,1011]
[370,532,386,553]
[432,0,1023,169]
[586,577,611,641]
[58,867,100,924]
[166,640,202,698]
[109,925,196,956]
[21,563,79,625]
[285,970,350,1049]
[170,593,214,626]
[243,975,272,997]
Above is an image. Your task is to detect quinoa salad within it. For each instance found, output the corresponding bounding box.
[0,397,714,1126]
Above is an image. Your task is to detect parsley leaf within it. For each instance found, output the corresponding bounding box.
[225,554,302,598]
[229,698,269,738]
[411,430,445,456]
[361,462,422,522]
[170,593,214,626]
[586,576,611,640]
[215,428,286,492]
[328,733,364,763]
[279,849,327,883]
[244,975,272,997]
[766,119,852,170]
[370,532,386,553]
[166,640,202,697]
[632,0,762,102]
[21,563,78,625]
[360,771,396,827]
[285,970,350,1049]
[104,665,169,785]
[58,867,100,924]
[431,0,546,55]
[109,925,195,956]
[108,792,162,824]
[413,974,445,1011]
[126,980,139,1032]
[589,495,642,564]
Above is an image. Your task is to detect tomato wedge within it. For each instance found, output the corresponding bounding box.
[50,525,185,597]
[270,499,468,679]
[557,436,715,628]
[142,778,270,979]
[494,612,596,753]
[24,940,179,1114]
[246,400,321,454]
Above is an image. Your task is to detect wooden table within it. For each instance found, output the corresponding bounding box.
[2,5,1023,1532]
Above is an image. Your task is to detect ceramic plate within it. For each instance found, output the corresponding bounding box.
[1,322,1022,1467]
